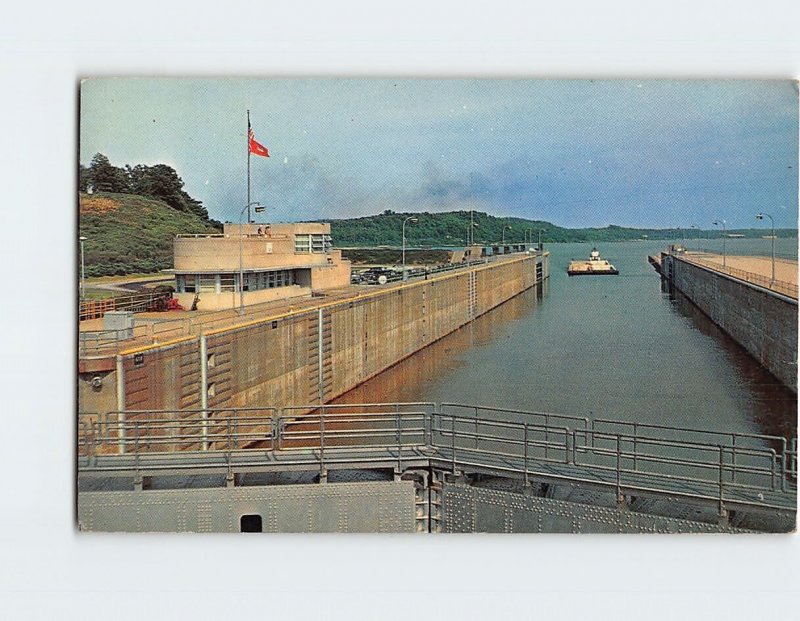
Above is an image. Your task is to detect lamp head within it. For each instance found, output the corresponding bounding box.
[410,217,418,224]
[755,213,764,220]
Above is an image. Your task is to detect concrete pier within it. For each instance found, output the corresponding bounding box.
[661,251,798,392]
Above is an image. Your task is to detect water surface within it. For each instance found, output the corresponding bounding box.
[336,240,797,439]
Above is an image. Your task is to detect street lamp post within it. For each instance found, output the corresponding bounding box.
[239,202,264,315]
[466,222,478,248]
[538,229,544,252]
[79,236,87,302]
[470,209,474,245]
[712,219,727,267]
[402,216,418,281]
[690,225,698,252]
[501,225,511,245]
[756,212,776,284]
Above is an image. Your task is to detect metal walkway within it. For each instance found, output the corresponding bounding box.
[78,402,797,519]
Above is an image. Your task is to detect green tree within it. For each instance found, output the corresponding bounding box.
[126,163,212,221]
[78,164,91,192]
[88,153,129,192]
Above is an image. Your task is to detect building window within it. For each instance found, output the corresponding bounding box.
[295,233,332,253]
[182,275,196,293]
[199,275,216,293]
[294,235,310,253]
[230,270,296,292]
[220,274,235,292]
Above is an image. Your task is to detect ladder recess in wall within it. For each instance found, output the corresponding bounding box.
[468,271,478,320]
[307,309,333,403]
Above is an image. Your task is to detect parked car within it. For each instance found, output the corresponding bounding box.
[359,267,398,285]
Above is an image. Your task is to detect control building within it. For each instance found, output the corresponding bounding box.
[168,222,351,310]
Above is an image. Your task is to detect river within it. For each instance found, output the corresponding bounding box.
[335,240,797,440]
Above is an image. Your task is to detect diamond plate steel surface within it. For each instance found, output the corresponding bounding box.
[79,480,416,533]
[441,482,754,533]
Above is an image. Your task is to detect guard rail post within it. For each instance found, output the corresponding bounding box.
[474,405,479,450]
[770,449,777,492]
[718,445,726,520]
[451,415,457,474]
[544,413,550,461]
[523,423,529,487]
[781,440,789,492]
[319,409,326,483]
[225,417,233,487]
[395,404,402,476]
[615,434,622,505]
[133,422,142,490]
[275,411,283,451]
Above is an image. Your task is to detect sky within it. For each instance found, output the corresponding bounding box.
[80,78,798,229]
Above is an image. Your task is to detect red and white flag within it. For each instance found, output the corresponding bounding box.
[248,127,270,157]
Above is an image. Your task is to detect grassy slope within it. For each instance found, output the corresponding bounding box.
[79,192,220,277]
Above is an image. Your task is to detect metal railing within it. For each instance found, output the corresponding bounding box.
[678,253,798,299]
[351,250,543,285]
[78,402,797,513]
[175,233,290,239]
[79,290,173,321]
[692,247,798,262]
[79,328,135,353]
[351,258,490,285]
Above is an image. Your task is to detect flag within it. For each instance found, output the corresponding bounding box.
[248,127,270,157]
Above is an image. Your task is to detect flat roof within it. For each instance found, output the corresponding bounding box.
[165,264,330,275]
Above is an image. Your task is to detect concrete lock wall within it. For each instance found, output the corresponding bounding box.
[666,255,798,392]
[115,255,547,427]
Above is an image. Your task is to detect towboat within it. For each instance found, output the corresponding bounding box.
[567,248,619,276]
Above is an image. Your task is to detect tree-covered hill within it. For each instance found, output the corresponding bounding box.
[78,154,223,276]
[80,153,221,228]
[326,209,796,247]
[79,193,220,276]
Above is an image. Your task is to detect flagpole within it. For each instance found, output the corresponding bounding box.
[247,109,251,223]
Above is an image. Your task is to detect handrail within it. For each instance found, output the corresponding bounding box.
[675,253,798,299]
[79,290,173,321]
[591,418,788,454]
[175,233,291,239]
[691,247,798,262]
[350,253,538,285]
[78,402,797,513]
